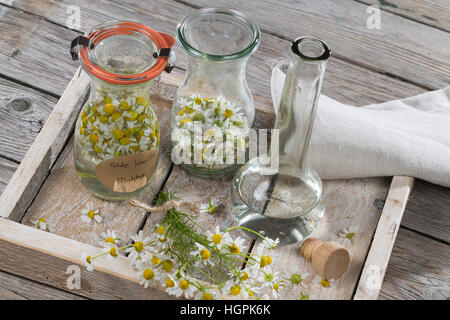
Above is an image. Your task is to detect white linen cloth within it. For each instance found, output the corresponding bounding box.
[271,66,450,187]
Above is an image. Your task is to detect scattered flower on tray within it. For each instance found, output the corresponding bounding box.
[31,218,55,233]
[80,202,103,224]
[199,198,218,215]
[339,227,356,245]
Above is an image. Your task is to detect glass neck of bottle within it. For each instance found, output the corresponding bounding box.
[274,37,329,171]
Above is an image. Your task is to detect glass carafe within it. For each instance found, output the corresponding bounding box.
[71,21,175,201]
[171,8,260,179]
[231,36,330,245]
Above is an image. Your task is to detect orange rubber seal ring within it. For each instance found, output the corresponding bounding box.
[80,22,175,85]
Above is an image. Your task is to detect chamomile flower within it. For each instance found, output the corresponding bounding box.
[82,253,94,272]
[167,278,197,299]
[105,245,120,262]
[206,226,232,250]
[190,243,214,266]
[262,237,280,250]
[312,274,336,289]
[227,236,246,254]
[31,218,55,232]
[199,198,218,215]
[194,289,220,300]
[160,274,177,289]
[339,227,356,245]
[137,262,161,288]
[80,203,102,224]
[125,231,154,265]
[99,230,120,248]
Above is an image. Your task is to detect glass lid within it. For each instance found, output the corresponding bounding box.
[88,32,158,75]
[78,21,175,85]
[177,8,260,60]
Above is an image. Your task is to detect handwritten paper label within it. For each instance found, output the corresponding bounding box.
[96,149,158,193]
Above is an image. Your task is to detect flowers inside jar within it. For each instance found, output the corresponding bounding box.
[171,94,250,178]
[75,88,159,163]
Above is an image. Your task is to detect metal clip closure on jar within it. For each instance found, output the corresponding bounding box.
[71,21,175,201]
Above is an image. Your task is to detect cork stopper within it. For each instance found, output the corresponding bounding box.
[301,238,350,280]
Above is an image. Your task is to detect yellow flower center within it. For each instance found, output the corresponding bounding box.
[224,108,233,118]
[212,233,222,244]
[143,269,154,280]
[202,293,213,300]
[82,117,88,128]
[86,256,92,264]
[133,241,144,252]
[321,279,330,288]
[87,209,95,219]
[230,285,241,296]
[111,111,122,122]
[200,249,211,260]
[119,100,131,111]
[194,97,202,105]
[104,96,112,104]
[119,137,131,145]
[103,103,115,115]
[151,255,161,265]
[162,260,173,272]
[180,118,192,127]
[113,129,124,140]
[109,247,118,257]
[180,280,190,290]
[99,115,109,124]
[90,133,99,144]
[273,282,279,291]
[229,244,240,254]
[93,145,102,153]
[125,111,138,121]
[157,225,165,235]
[208,206,216,214]
[159,236,167,243]
[165,277,175,288]
[105,237,115,244]
[136,97,146,106]
[240,272,248,281]
[266,256,272,265]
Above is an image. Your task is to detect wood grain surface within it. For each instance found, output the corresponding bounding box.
[0,0,448,300]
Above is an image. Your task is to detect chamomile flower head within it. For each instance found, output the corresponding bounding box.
[80,202,102,224]
[199,198,218,215]
[105,245,121,262]
[262,237,280,250]
[339,227,356,245]
[31,218,55,232]
[82,253,94,272]
[227,236,246,254]
[99,230,120,248]
[137,262,161,288]
[168,278,197,299]
[160,274,177,289]
[190,243,214,267]
[194,286,223,300]
[125,230,154,265]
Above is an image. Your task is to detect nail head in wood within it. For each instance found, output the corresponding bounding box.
[301,237,350,280]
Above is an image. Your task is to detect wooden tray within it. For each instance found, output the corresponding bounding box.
[0,69,413,300]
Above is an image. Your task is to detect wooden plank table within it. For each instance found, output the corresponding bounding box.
[0,0,448,299]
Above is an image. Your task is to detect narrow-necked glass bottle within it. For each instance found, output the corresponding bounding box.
[171,8,260,179]
[231,36,330,245]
